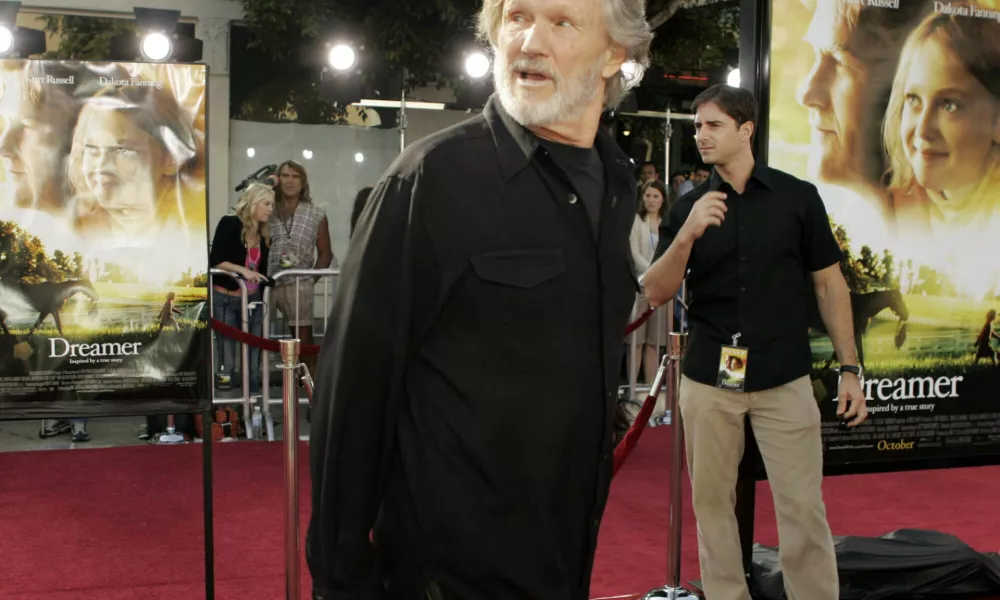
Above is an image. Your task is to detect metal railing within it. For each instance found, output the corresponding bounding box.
[208,268,258,439]
[260,269,339,441]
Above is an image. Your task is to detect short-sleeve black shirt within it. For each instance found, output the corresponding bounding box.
[654,163,842,392]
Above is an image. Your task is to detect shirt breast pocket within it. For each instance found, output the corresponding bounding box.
[470,248,566,289]
[468,248,569,350]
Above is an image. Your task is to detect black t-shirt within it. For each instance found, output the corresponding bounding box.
[655,164,843,392]
[538,139,605,235]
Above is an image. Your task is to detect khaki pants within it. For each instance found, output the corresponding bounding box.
[679,375,838,600]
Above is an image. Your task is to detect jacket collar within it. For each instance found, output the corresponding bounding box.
[483,94,634,182]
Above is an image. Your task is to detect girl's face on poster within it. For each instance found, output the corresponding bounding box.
[900,36,1000,197]
[77,102,165,230]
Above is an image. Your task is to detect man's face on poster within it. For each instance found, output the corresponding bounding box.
[0,72,73,211]
[797,3,874,186]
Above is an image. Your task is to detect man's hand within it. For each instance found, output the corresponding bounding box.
[677,191,728,244]
[837,373,867,427]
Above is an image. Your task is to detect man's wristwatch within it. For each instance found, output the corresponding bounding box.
[839,364,863,380]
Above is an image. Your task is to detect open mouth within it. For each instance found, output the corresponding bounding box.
[517,69,551,83]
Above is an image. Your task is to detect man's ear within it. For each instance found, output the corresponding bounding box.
[741,121,755,143]
[602,45,627,79]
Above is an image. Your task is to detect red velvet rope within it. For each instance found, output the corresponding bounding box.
[212,306,664,475]
[209,319,321,355]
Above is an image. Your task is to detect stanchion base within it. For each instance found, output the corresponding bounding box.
[157,433,186,444]
[640,587,700,600]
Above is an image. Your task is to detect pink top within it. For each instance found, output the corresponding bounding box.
[245,246,262,295]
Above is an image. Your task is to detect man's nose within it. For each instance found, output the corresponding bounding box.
[797,55,832,110]
[0,118,22,155]
[520,23,551,57]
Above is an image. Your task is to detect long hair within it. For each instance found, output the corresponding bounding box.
[274,160,312,203]
[234,182,273,248]
[475,0,653,109]
[637,179,669,221]
[883,9,1000,194]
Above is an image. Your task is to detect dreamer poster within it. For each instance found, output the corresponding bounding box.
[0,60,210,418]
[769,0,1000,464]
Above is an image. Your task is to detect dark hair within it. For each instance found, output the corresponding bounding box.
[692,84,758,134]
[637,179,669,221]
[349,186,374,238]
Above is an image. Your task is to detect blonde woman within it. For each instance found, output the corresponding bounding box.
[210,182,274,391]
[882,9,1000,268]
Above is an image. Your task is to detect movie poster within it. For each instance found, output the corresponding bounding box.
[0,60,210,419]
[768,0,1000,465]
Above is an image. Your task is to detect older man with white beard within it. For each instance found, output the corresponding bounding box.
[306,0,653,599]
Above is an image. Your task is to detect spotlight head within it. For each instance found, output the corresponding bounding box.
[0,26,12,55]
[140,31,172,61]
[727,68,741,88]
[621,60,644,89]
[464,51,491,79]
[302,149,314,160]
[354,152,364,163]
[328,44,357,71]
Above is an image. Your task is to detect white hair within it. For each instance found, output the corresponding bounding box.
[476,0,654,109]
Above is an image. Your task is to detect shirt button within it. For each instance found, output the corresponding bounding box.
[741,287,747,292]
[568,193,578,204]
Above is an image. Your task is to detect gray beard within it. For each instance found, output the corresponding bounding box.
[494,55,606,127]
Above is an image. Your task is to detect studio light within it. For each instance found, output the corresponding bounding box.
[109,7,203,63]
[328,44,357,71]
[246,148,256,158]
[302,149,314,160]
[464,50,491,79]
[0,1,46,57]
[727,68,741,88]
[621,60,644,88]
[0,25,11,55]
[354,152,364,163]
[140,31,171,61]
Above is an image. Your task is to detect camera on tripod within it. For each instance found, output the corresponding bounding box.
[235,164,278,192]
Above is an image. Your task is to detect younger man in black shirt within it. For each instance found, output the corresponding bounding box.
[643,84,867,600]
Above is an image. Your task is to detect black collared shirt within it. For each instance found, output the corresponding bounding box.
[307,95,638,600]
[655,164,842,392]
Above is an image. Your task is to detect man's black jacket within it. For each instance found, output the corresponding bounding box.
[307,96,639,600]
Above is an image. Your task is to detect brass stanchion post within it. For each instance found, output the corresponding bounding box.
[279,339,301,600]
[643,332,695,600]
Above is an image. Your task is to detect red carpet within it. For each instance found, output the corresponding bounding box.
[1,427,998,599]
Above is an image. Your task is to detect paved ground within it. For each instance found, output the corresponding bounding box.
[0,385,312,453]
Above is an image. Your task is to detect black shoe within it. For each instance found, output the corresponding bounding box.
[39,419,71,439]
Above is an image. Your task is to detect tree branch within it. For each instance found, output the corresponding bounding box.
[648,0,688,29]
